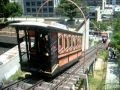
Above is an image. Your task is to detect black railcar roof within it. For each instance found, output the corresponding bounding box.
[10,21,82,35]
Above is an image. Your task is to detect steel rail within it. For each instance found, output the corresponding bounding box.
[51,44,100,90]
[26,79,44,90]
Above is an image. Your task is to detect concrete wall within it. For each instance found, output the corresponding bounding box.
[0,43,26,82]
[78,18,90,51]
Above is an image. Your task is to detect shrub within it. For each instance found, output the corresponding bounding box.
[99,50,108,61]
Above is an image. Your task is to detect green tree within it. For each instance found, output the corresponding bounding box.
[56,0,81,20]
[114,12,120,18]
[0,1,22,18]
[5,3,23,17]
[111,18,120,52]
[91,21,108,31]
[0,0,9,17]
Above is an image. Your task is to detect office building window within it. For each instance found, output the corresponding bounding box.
[43,0,47,6]
[31,2,35,6]
[26,8,31,13]
[32,8,36,13]
[49,1,53,6]
[26,2,30,6]
[49,8,53,13]
[43,7,48,13]
[37,1,41,6]
[37,8,42,13]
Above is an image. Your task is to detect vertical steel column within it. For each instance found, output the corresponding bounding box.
[24,30,30,61]
[16,28,22,63]
[28,33,31,52]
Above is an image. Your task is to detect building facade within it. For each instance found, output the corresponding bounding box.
[23,0,60,17]
[85,0,106,10]
[89,6,102,21]
[106,0,120,5]
[9,0,60,17]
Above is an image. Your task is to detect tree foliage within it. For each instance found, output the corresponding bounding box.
[91,21,108,31]
[114,12,120,18]
[0,0,9,17]
[5,3,23,17]
[111,18,120,52]
[0,1,22,18]
[56,0,81,20]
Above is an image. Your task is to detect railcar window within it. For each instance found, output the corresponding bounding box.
[77,36,80,48]
[69,36,71,47]
[76,36,78,45]
[73,36,75,47]
[75,36,77,46]
[77,36,79,46]
[80,36,82,48]
[65,37,67,48]
[58,36,62,50]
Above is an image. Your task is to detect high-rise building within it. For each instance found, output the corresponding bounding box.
[9,0,60,17]
[23,0,60,17]
[106,0,120,5]
[85,0,106,10]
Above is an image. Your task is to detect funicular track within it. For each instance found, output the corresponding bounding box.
[2,44,103,90]
[2,74,44,90]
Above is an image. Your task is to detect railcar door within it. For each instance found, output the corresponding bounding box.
[49,32,58,73]
[29,31,51,72]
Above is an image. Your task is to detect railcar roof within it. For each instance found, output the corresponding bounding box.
[10,21,82,35]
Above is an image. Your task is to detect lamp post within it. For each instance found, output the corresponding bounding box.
[67,0,87,72]
[90,21,100,78]
[67,0,89,90]
[36,0,52,21]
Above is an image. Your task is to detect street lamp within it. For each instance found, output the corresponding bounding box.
[67,0,87,73]
[89,21,100,77]
[36,0,52,21]
[67,0,89,90]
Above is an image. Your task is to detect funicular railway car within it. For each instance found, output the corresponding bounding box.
[10,22,83,76]
[101,32,108,44]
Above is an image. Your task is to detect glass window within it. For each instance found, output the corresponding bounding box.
[65,37,67,48]
[37,8,42,13]
[43,7,48,13]
[49,1,53,6]
[26,2,30,6]
[43,0,47,6]
[73,37,75,46]
[26,8,31,13]
[31,2,35,6]
[69,36,71,47]
[32,8,36,13]
[49,8,53,13]
[76,37,77,46]
[58,37,62,50]
[37,1,41,6]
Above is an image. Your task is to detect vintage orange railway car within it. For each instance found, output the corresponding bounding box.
[101,32,108,43]
[10,22,83,76]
